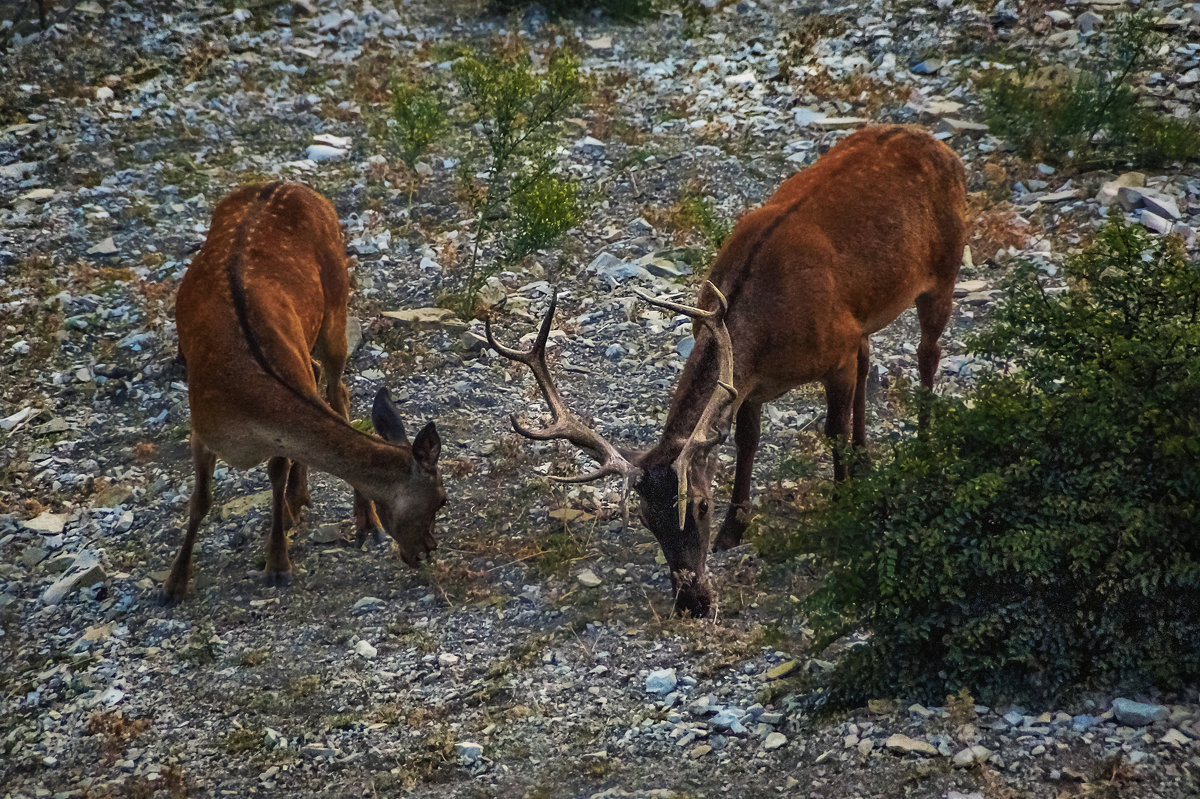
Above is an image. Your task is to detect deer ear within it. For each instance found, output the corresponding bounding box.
[372,388,408,444]
[412,422,441,469]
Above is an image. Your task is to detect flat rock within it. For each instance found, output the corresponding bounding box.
[763,732,787,750]
[42,559,106,605]
[87,237,118,256]
[886,733,938,756]
[306,144,346,162]
[576,569,602,588]
[455,741,483,763]
[380,307,467,329]
[934,118,989,136]
[812,116,870,130]
[1141,210,1172,235]
[354,640,378,659]
[22,511,68,534]
[766,660,798,679]
[1112,698,1168,727]
[352,596,386,615]
[1097,172,1145,205]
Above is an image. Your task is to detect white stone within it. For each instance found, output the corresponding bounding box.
[95,86,114,102]
[354,640,378,659]
[87,237,118,256]
[763,732,787,750]
[438,652,460,667]
[577,569,602,587]
[455,741,483,763]
[305,144,346,162]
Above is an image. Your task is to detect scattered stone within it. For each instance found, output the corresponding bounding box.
[1160,728,1191,747]
[22,511,68,534]
[1111,698,1169,727]
[455,741,483,764]
[577,569,603,588]
[645,668,678,695]
[934,118,990,137]
[42,556,106,605]
[352,596,386,615]
[766,660,798,680]
[354,640,378,659]
[689,744,712,759]
[953,745,992,767]
[310,524,341,544]
[306,144,346,162]
[87,237,118,256]
[1097,172,1145,205]
[763,732,787,751]
[380,307,467,328]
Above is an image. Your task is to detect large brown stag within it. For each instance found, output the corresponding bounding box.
[165,182,445,601]
[488,125,967,616]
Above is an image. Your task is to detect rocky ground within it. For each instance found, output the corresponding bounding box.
[2,0,1200,797]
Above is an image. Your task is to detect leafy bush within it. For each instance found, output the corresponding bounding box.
[798,218,1200,704]
[388,76,447,169]
[981,12,1200,168]
[451,40,586,316]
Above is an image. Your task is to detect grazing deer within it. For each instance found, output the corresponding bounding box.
[488,126,966,616]
[164,182,445,602]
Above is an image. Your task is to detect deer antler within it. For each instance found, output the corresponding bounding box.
[635,280,737,529]
[485,295,640,484]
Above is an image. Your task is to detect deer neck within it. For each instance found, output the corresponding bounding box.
[271,394,412,498]
[645,335,723,468]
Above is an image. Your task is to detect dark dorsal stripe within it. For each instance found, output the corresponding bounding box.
[223,183,357,428]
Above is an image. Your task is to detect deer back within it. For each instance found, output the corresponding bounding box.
[176,182,349,448]
[700,125,966,407]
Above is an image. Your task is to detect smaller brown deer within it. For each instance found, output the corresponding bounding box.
[164,182,445,602]
[488,125,966,616]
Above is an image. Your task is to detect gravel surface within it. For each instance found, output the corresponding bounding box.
[2,1,1199,796]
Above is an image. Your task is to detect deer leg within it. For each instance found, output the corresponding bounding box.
[285,461,310,525]
[824,365,856,482]
[264,456,293,587]
[317,316,382,545]
[850,336,871,476]
[162,435,217,603]
[915,289,953,435]
[714,401,761,551]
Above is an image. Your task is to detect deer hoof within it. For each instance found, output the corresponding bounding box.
[355,526,386,550]
[713,521,746,552]
[263,569,292,588]
[159,585,185,605]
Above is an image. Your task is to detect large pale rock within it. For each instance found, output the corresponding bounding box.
[885,733,938,756]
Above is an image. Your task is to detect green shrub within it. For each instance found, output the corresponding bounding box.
[981,12,1200,168]
[451,40,586,316]
[388,76,447,169]
[797,218,1200,704]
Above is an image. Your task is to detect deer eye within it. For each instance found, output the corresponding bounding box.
[697,499,710,517]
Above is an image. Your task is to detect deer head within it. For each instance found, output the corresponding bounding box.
[369,388,446,567]
[486,281,736,616]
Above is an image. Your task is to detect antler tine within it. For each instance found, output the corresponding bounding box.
[634,280,729,324]
[488,294,639,484]
[484,293,557,364]
[636,281,739,529]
